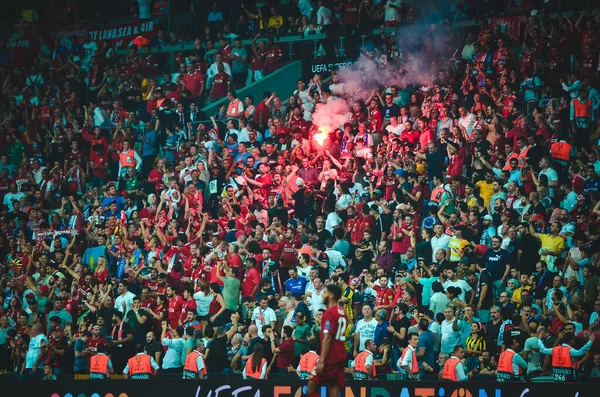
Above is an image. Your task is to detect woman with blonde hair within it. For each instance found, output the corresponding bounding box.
[94,257,109,285]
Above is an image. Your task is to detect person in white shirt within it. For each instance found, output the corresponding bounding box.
[206,53,232,87]
[114,280,137,315]
[458,106,476,138]
[354,304,378,354]
[251,297,277,338]
[25,325,48,372]
[442,268,473,304]
[431,224,451,262]
[81,34,98,69]
[324,240,346,275]
[386,116,404,136]
[306,277,325,318]
[430,281,450,316]
[397,332,420,380]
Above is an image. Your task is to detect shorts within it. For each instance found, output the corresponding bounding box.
[310,362,345,388]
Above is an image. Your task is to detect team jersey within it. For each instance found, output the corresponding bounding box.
[320,305,349,364]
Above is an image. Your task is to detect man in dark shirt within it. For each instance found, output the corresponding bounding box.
[475,263,494,324]
[144,331,163,367]
[390,303,411,367]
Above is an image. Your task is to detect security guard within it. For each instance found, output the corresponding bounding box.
[538,331,595,382]
[124,344,160,379]
[352,339,377,380]
[441,345,470,381]
[182,340,207,379]
[89,344,114,379]
[397,333,420,381]
[496,335,527,382]
[294,342,320,380]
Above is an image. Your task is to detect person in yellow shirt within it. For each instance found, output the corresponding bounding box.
[528,220,565,273]
[267,6,283,32]
[511,274,532,308]
[476,170,495,207]
[447,225,471,264]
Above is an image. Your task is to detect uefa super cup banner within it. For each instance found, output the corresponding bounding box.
[2,379,597,397]
[50,21,157,52]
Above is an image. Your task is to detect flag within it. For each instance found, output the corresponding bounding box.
[82,246,106,272]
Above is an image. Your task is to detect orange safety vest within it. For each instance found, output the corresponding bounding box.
[354,350,376,380]
[400,346,419,374]
[119,150,137,169]
[89,354,110,379]
[245,357,268,379]
[183,350,206,379]
[497,350,522,381]
[430,186,445,204]
[244,105,255,119]
[573,98,592,129]
[441,357,460,381]
[552,346,576,369]
[128,354,154,379]
[551,141,571,161]
[503,152,519,170]
[298,351,319,380]
[551,345,578,382]
[227,99,243,118]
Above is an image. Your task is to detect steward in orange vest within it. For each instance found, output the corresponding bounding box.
[550,140,571,163]
[353,339,377,380]
[397,334,420,380]
[243,344,268,379]
[296,350,319,380]
[183,347,207,379]
[441,346,469,381]
[226,92,244,118]
[537,331,595,382]
[89,344,113,379]
[124,345,159,379]
[496,336,526,382]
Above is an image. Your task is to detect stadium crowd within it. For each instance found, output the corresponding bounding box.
[1,0,600,384]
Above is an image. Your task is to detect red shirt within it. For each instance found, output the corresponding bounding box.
[320,305,348,364]
[242,267,261,299]
[212,72,230,99]
[90,153,109,179]
[179,299,197,323]
[255,100,269,127]
[87,335,107,351]
[168,295,184,329]
[342,1,360,25]
[182,72,204,97]
[280,239,300,268]
[265,46,283,73]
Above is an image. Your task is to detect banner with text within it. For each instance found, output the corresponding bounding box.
[50,20,157,52]
[2,378,596,397]
[301,57,357,81]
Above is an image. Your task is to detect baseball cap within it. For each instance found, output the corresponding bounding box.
[483,215,493,221]
[532,214,544,222]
